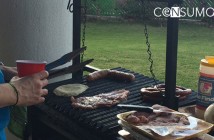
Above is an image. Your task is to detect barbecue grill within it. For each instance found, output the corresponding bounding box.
[29,67,197,140]
[26,0,196,140]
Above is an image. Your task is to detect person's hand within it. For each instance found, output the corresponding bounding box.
[1,66,18,82]
[9,70,49,106]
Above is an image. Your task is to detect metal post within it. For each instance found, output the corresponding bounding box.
[163,0,180,110]
[73,0,83,79]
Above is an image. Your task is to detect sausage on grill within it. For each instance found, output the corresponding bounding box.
[86,69,135,82]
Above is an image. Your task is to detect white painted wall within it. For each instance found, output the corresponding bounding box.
[0,0,73,139]
[0,0,73,66]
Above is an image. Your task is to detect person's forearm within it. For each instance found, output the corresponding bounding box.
[1,66,17,82]
[0,83,16,108]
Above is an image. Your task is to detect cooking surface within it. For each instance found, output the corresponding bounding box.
[34,67,197,140]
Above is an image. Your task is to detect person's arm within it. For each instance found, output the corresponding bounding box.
[0,70,49,108]
[0,65,18,82]
[0,83,17,107]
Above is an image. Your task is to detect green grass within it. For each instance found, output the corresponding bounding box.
[83,21,214,91]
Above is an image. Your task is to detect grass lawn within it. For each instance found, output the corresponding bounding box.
[83,21,214,91]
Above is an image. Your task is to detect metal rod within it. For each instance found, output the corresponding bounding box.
[163,0,180,110]
[73,0,83,79]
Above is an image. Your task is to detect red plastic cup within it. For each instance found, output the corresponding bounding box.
[16,60,47,77]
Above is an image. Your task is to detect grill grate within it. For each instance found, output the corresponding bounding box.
[44,67,197,139]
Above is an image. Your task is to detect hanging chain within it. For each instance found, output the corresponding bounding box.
[67,0,87,62]
[67,0,73,13]
[81,0,87,62]
[142,1,165,102]
[142,0,159,87]
[144,25,159,86]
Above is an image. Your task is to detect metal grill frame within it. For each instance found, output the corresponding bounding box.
[29,67,197,140]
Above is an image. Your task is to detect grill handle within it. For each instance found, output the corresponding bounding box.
[117,104,153,113]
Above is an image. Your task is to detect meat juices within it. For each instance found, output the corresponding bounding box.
[71,89,129,109]
[125,105,190,126]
